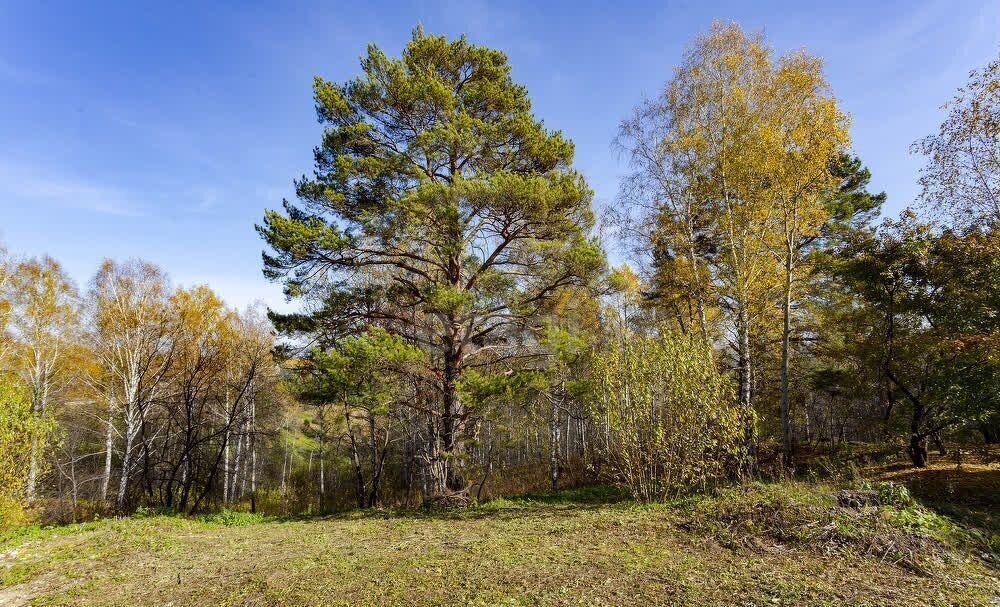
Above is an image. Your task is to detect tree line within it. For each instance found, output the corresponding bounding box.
[2,21,997,525]
[0,257,279,524]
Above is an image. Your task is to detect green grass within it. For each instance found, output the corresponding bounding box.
[196,509,274,528]
[479,484,629,509]
[1,480,997,606]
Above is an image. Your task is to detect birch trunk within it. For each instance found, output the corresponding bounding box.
[548,386,562,492]
[101,397,115,502]
[779,251,793,468]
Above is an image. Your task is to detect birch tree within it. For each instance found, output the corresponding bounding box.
[6,256,80,501]
[768,52,850,467]
[914,54,999,228]
[89,259,173,510]
[653,22,783,449]
[619,22,851,465]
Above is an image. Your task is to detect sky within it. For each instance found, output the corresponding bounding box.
[1,0,998,311]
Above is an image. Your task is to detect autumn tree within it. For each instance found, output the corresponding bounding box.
[156,285,230,510]
[259,27,603,495]
[205,305,276,513]
[5,256,80,500]
[766,56,850,467]
[913,54,999,228]
[615,95,716,338]
[664,23,774,441]
[605,265,644,339]
[89,259,174,510]
[617,22,852,465]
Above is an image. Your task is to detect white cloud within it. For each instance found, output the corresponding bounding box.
[0,57,55,86]
[0,160,145,217]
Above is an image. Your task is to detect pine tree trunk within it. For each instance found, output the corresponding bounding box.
[441,343,465,493]
[346,404,366,508]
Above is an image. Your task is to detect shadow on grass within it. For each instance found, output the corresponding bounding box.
[488,483,631,505]
[294,484,634,524]
[892,467,1000,535]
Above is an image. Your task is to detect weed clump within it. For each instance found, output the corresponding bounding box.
[198,509,271,527]
[681,482,965,574]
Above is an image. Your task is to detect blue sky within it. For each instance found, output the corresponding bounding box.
[1,0,998,311]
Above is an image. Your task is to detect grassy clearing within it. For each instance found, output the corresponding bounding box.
[1,472,997,607]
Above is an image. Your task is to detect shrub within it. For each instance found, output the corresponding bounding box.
[590,327,747,501]
[0,375,49,530]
